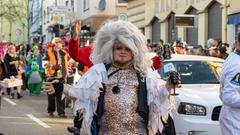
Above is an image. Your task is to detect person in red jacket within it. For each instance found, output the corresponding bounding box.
[68,21,162,70]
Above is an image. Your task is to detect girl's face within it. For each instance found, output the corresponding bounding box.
[9,46,16,54]
[112,42,133,67]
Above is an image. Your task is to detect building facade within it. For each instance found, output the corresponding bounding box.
[227,0,240,48]
[29,0,42,44]
[79,0,127,37]
[42,0,75,43]
[41,0,127,44]
[127,0,234,48]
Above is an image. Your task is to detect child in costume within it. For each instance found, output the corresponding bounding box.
[27,45,43,68]
[26,61,44,95]
[26,45,44,95]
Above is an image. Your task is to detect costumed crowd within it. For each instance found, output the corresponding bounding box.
[0,19,238,135]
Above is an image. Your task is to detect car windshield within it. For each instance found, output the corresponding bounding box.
[159,61,223,84]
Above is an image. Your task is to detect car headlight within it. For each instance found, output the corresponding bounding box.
[178,102,206,116]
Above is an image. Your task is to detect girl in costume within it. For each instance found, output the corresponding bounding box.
[26,45,44,95]
[26,61,44,95]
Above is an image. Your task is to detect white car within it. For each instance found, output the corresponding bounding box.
[158,54,224,135]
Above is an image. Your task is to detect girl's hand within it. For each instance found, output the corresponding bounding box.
[73,20,81,41]
[42,80,59,94]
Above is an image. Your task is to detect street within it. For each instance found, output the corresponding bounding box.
[0,92,74,135]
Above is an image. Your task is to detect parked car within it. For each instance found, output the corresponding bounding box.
[158,54,224,135]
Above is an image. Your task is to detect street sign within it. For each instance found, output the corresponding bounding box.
[48,6,72,14]
[53,15,60,22]
[118,13,128,21]
[65,12,76,20]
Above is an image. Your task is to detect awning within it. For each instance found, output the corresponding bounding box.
[228,13,240,24]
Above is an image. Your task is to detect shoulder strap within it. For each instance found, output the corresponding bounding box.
[136,73,149,127]
[104,63,121,78]
[96,64,111,117]
[105,63,111,71]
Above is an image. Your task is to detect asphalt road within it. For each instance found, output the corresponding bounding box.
[0,91,74,135]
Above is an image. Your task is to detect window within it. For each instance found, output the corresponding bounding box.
[65,0,69,6]
[30,12,33,24]
[71,0,74,6]
[118,0,127,3]
[44,11,46,23]
[159,61,223,84]
[83,0,90,10]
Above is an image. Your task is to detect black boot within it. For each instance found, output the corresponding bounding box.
[67,127,80,135]
[7,88,10,95]
[17,93,23,99]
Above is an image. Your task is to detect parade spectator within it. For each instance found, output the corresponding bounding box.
[0,40,9,57]
[207,38,217,48]
[147,39,152,51]
[193,45,204,56]
[16,44,27,91]
[44,21,179,135]
[208,46,220,58]
[4,45,23,99]
[219,32,240,135]
[174,41,186,54]
[0,41,9,96]
[45,38,68,118]
[0,52,4,98]
[219,46,229,59]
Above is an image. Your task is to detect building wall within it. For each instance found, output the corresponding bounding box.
[42,0,55,43]
[115,1,128,16]
[92,0,116,16]
[80,0,117,20]
[227,0,240,48]
[80,0,128,33]
[127,0,233,47]
[229,0,240,14]
[127,0,145,28]
[156,0,225,46]
[42,0,75,43]
[29,0,42,37]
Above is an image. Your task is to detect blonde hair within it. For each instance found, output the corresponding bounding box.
[8,45,17,56]
[90,21,152,74]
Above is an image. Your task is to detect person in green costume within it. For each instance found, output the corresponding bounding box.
[27,61,44,95]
